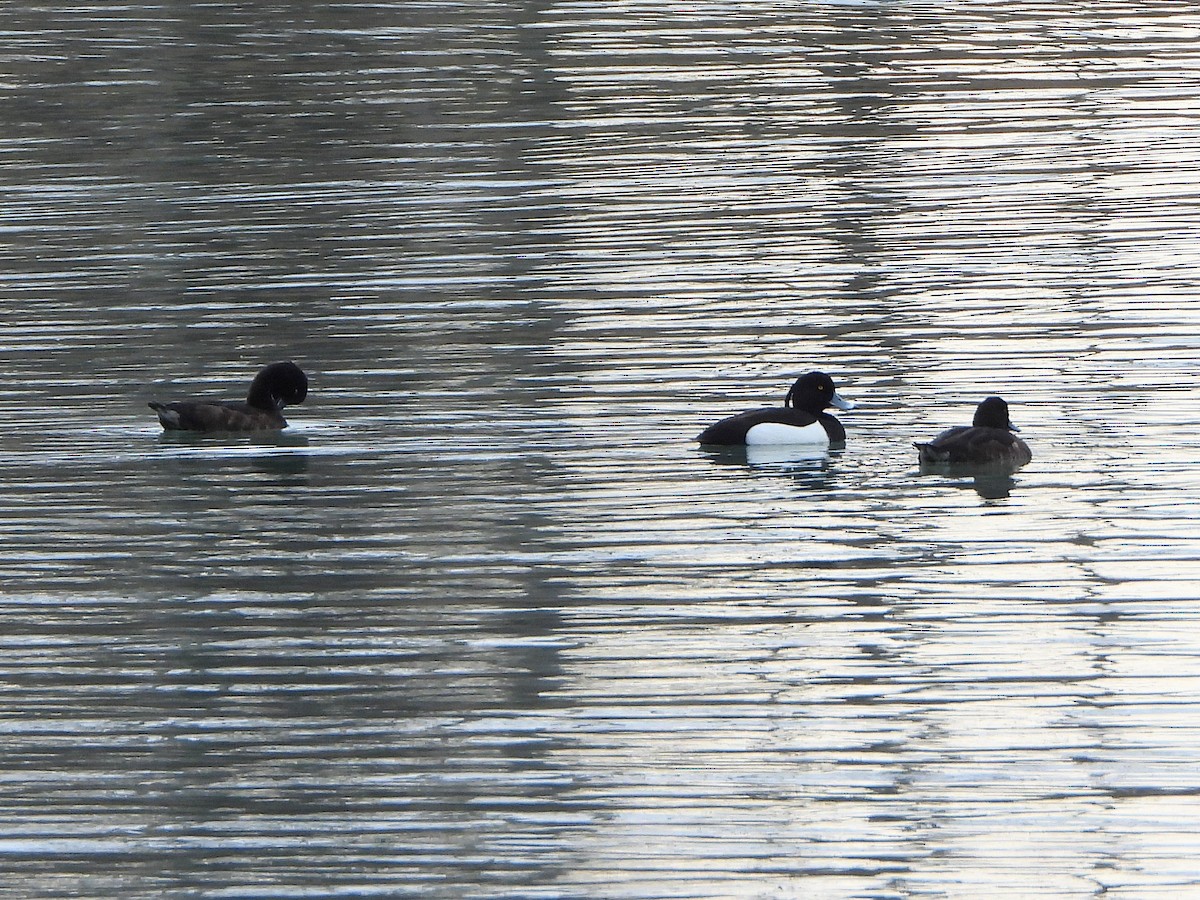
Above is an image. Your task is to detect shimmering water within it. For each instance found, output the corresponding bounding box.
[3,1,1200,897]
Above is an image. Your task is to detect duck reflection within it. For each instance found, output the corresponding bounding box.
[700,443,841,488]
[916,460,1020,500]
[156,429,311,479]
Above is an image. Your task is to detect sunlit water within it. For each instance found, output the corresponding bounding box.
[3,2,1200,897]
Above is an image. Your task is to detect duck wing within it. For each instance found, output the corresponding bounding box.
[916,426,1030,465]
[149,399,286,432]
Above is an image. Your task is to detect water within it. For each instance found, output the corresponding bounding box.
[3,1,1200,897]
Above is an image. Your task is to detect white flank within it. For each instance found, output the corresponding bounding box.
[744,421,828,445]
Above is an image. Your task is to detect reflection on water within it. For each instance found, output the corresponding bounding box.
[3,0,1200,897]
[702,444,843,491]
[916,460,1023,500]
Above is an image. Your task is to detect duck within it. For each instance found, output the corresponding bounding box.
[914,396,1031,466]
[149,361,308,432]
[697,371,855,445]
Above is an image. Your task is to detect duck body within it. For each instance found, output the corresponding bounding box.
[149,361,308,433]
[148,398,291,432]
[698,407,846,445]
[914,396,1031,466]
[698,371,854,446]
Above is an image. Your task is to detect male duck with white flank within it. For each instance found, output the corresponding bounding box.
[914,396,1031,466]
[149,361,308,432]
[698,371,855,446]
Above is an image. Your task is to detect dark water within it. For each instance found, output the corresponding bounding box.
[3,2,1200,897]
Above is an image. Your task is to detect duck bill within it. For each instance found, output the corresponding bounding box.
[1009,423,1021,432]
[830,393,855,411]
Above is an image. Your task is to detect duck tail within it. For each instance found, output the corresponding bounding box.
[148,401,181,430]
[914,441,949,464]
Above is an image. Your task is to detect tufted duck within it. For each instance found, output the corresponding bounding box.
[697,371,855,446]
[914,396,1031,466]
[149,361,308,432]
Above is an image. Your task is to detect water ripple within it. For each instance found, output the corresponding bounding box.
[3,1,1200,897]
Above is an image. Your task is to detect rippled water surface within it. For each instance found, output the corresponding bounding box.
[4,1,1200,897]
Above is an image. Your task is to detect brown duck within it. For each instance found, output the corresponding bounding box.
[915,396,1031,466]
[149,361,308,432]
